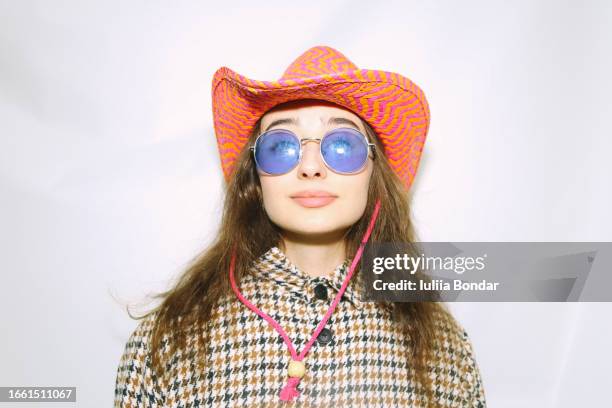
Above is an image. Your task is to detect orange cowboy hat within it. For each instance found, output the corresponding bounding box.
[211,45,431,190]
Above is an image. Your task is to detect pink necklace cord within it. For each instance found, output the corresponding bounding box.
[229,198,382,402]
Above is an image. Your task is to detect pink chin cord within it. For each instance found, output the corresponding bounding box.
[229,198,382,402]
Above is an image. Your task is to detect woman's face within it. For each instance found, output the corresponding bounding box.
[257,100,374,239]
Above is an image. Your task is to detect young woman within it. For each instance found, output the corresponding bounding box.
[114,46,486,407]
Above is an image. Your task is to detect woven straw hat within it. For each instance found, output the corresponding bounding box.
[211,45,430,190]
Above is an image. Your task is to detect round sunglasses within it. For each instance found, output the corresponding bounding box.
[249,127,376,175]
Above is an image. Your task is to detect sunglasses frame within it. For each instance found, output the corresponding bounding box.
[249,127,377,176]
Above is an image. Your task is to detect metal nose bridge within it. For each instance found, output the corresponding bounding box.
[299,138,323,167]
[299,137,322,144]
[298,137,323,158]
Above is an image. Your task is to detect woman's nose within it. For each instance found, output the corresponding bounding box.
[297,139,326,179]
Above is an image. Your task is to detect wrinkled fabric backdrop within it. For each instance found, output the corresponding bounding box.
[1,1,611,407]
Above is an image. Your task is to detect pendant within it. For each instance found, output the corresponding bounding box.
[287,359,306,378]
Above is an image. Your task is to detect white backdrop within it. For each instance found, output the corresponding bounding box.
[1,0,611,406]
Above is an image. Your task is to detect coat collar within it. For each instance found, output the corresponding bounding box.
[250,246,367,309]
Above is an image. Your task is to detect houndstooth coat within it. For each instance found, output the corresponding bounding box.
[114,246,487,407]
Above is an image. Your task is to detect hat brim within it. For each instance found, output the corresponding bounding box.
[211,66,430,190]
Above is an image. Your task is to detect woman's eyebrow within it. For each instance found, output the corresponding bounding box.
[326,117,361,131]
[263,117,299,132]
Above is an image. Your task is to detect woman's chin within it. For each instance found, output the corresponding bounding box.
[279,223,350,241]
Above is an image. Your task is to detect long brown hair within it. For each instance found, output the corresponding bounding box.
[127,107,460,406]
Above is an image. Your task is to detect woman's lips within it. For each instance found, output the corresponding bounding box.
[291,196,337,208]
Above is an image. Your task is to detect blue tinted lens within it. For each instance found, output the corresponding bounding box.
[321,128,369,173]
[254,130,300,174]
